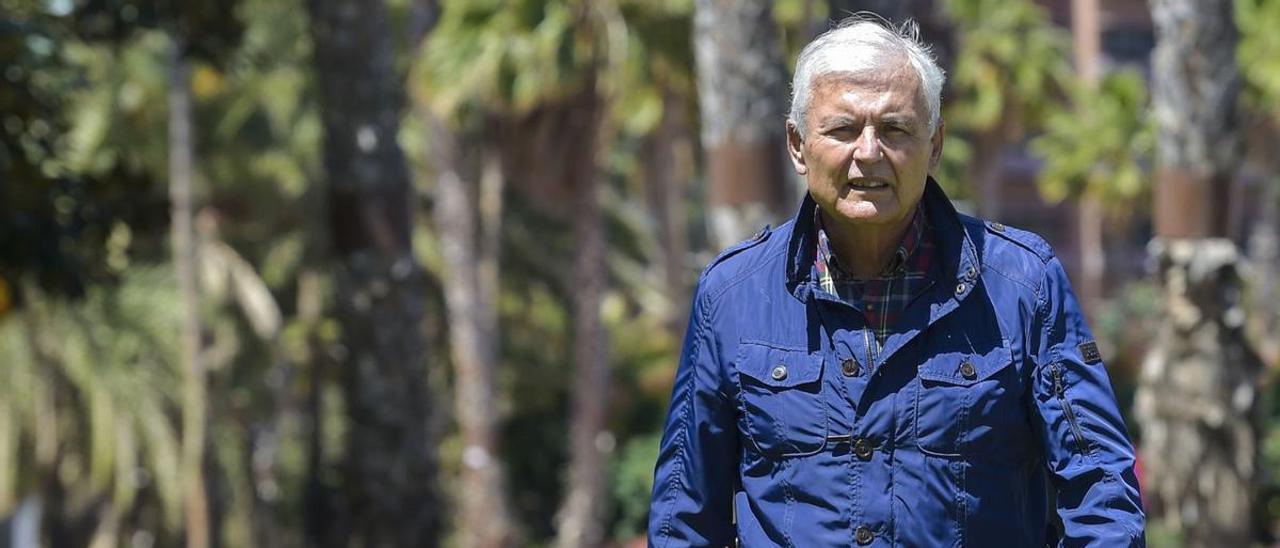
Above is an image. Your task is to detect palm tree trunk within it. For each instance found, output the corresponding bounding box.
[307,0,441,544]
[970,127,1005,221]
[433,120,517,548]
[1247,145,1279,364]
[1076,197,1105,318]
[555,141,610,548]
[168,35,209,548]
[694,0,791,249]
[1072,0,1105,318]
[553,74,612,548]
[643,87,692,335]
[1135,1,1261,545]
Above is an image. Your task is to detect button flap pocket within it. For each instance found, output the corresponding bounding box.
[734,340,822,389]
[733,339,828,457]
[915,344,1021,457]
[918,345,1013,386]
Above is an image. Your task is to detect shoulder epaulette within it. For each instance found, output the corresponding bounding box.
[983,220,1054,263]
[704,224,773,274]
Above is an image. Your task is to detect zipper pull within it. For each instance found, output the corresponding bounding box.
[1051,362,1065,396]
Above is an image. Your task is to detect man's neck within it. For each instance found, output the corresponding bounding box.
[820,205,918,279]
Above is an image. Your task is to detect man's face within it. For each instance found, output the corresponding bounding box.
[786,65,944,230]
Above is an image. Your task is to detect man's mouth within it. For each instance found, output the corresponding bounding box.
[849,180,889,189]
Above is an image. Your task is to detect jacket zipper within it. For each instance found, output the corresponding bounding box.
[1051,362,1088,454]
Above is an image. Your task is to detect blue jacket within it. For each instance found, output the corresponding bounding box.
[648,180,1145,547]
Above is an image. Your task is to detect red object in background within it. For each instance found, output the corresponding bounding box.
[1133,445,1145,498]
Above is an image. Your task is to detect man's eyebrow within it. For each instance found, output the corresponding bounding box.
[880,113,917,125]
[817,115,858,129]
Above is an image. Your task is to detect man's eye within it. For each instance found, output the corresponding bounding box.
[826,127,858,138]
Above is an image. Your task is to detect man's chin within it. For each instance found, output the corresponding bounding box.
[832,203,894,226]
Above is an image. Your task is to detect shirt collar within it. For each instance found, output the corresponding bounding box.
[787,177,979,290]
[815,205,926,280]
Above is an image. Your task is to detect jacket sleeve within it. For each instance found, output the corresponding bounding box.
[648,283,737,547]
[1026,257,1146,547]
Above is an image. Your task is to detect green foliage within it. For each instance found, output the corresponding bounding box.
[943,0,1070,132]
[1144,520,1185,547]
[1091,279,1160,437]
[935,134,973,200]
[496,260,571,540]
[0,8,168,298]
[416,0,596,117]
[414,5,697,541]
[205,0,319,199]
[609,432,661,540]
[0,270,183,527]
[0,0,321,544]
[1031,70,1154,208]
[482,165,687,543]
[612,1,694,135]
[1261,393,1280,543]
[415,0,692,137]
[62,31,170,178]
[70,0,244,65]
[1,0,1191,545]
[1237,0,1280,119]
[938,0,1072,197]
[597,176,684,536]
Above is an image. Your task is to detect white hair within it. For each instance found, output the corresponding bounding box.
[789,15,946,136]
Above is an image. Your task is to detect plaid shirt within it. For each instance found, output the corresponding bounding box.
[814,205,935,349]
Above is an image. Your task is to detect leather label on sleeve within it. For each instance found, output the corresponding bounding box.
[1078,341,1102,365]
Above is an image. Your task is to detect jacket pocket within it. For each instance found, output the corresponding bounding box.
[734,340,828,458]
[914,345,1021,457]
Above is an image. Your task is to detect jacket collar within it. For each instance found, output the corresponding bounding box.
[787,177,981,302]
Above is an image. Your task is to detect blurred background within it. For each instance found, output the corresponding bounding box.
[1,0,1279,546]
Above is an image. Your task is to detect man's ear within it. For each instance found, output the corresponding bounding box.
[927,120,945,174]
[786,119,808,176]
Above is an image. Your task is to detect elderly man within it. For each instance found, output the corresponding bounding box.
[648,17,1145,547]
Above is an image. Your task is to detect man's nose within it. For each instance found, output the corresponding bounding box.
[851,125,883,164]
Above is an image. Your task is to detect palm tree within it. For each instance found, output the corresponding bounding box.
[693,0,791,249]
[1133,1,1263,545]
[417,2,622,545]
[167,31,210,548]
[427,118,518,548]
[307,0,441,544]
[0,271,186,546]
[943,0,1071,220]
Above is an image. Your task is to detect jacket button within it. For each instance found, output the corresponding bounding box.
[990,221,1006,232]
[855,525,874,545]
[959,360,977,379]
[841,358,861,377]
[770,365,788,381]
[964,265,977,279]
[954,282,968,296]
[853,438,873,460]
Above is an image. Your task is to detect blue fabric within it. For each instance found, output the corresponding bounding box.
[648,179,1145,547]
